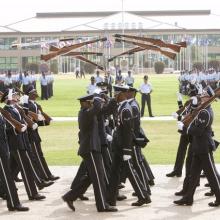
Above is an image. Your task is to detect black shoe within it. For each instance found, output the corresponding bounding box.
[208,200,220,207]
[166,171,182,177]
[173,198,193,206]
[149,115,154,117]
[132,192,137,197]
[78,195,89,201]
[98,206,118,212]
[38,181,54,190]
[175,190,186,196]
[149,180,155,186]
[49,175,60,181]
[0,193,7,200]
[14,177,23,182]
[8,204,29,212]
[62,196,75,211]
[118,183,125,189]
[117,194,127,201]
[204,183,210,187]
[205,191,214,197]
[29,194,46,201]
[131,197,151,206]
[200,173,206,178]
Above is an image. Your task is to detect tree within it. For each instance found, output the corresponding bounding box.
[84,63,96,74]
[50,61,58,74]
[25,63,39,73]
[154,61,165,74]
[208,60,220,70]
[192,62,203,71]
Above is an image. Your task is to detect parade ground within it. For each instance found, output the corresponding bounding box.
[1,165,220,220]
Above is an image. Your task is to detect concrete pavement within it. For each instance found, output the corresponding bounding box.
[1,165,220,220]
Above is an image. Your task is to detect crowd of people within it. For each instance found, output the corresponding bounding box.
[62,81,155,212]
[0,71,54,101]
[178,68,220,95]
[0,86,59,211]
[87,69,154,117]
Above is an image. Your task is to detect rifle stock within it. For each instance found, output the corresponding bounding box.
[114,34,183,52]
[36,104,52,125]
[182,88,220,127]
[0,107,24,132]
[41,37,107,61]
[28,111,40,121]
[116,38,176,60]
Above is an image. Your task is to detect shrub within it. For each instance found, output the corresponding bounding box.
[154,61,165,74]
[192,62,203,71]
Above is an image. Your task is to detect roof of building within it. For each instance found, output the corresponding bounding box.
[0,10,220,34]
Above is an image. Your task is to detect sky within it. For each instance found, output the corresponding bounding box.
[1,0,220,26]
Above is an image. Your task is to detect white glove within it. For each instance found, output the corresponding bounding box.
[93,88,102,94]
[8,89,13,101]
[106,134,113,142]
[21,124,27,132]
[32,123,38,130]
[191,96,198,105]
[22,95,29,104]
[172,112,178,119]
[177,93,183,102]
[104,119,109,126]
[177,121,184,131]
[38,114,45,121]
[123,155,132,161]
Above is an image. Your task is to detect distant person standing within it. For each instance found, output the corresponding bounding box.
[94,70,103,84]
[75,67,80,78]
[39,72,48,100]
[125,70,134,87]
[104,70,114,97]
[22,71,30,94]
[115,70,124,85]
[87,76,97,94]
[139,75,154,117]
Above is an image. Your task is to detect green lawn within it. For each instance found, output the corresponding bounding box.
[35,74,196,117]
[41,119,220,166]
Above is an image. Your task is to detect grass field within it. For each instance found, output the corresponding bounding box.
[35,73,191,117]
[33,73,220,165]
[41,119,220,166]
[2,73,220,165]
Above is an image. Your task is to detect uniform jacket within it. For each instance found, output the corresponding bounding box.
[78,98,102,156]
[184,106,215,155]
[0,114,10,157]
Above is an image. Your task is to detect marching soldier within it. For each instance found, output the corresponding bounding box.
[62,94,117,212]
[0,111,29,211]
[1,89,45,201]
[174,96,220,207]
[107,85,151,206]
[26,86,60,181]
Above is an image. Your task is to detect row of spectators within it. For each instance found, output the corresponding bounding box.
[0,70,54,100]
[178,69,220,95]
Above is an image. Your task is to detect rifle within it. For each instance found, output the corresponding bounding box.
[182,88,220,127]
[28,111,41,121]
[108,47,145,62]
[114,34,187,52]
[36,104,52,125]
[41,37,107,61]
[0,107,24,132]
[176,99,192,116]
[115,38,176,60]
[15,104,35,129]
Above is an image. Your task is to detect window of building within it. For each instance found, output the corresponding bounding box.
[0,38,18,50]
[0,57,18,70]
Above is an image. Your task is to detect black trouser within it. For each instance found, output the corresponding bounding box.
[141,93,153,117]
[22,84,29,94]
[10,150,38,199]
[30,141,52,180]
[173,134,190,174]
[0,155,20,209]
[63,151,108,211]
[141,155,155,181]
[184,153,220,201]
[101,145,113,184]
[132,146,151,193]
[107,85,112,98]
[41,85,48,100]
[108,153,149,204]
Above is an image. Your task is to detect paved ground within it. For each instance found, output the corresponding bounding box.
[1,165,220,220]
[52,116,175,122]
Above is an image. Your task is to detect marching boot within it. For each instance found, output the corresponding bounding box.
[173,197,193,206]
[8,204,29,212]
[208,200,220,207]
[62,196,75,211]
[166,171,182,177]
